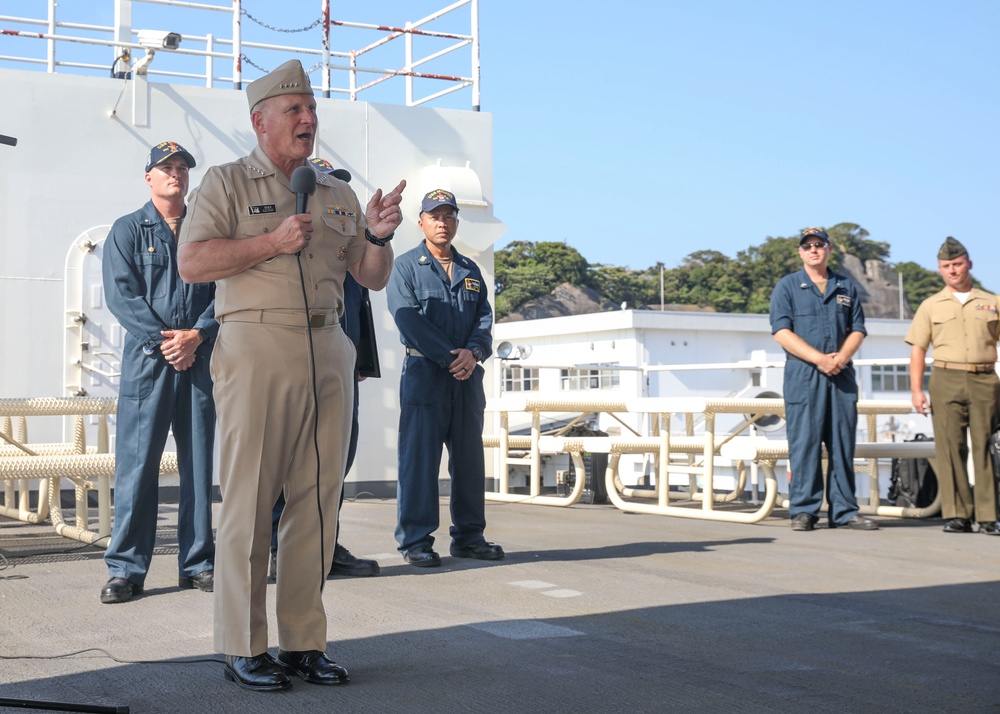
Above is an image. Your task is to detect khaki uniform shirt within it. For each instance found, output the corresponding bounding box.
[905,287,1000,364]
[179,145,368,319]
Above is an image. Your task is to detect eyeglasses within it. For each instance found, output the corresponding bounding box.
[800,242,826,251]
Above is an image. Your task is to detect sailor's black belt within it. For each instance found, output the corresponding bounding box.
[933,360,996,374]
[219,310,340,328]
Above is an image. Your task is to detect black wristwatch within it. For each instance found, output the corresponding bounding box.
[470,345,485,363]
[197,329,210,344]
[365,228,394,247]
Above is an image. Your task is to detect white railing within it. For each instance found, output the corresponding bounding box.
[0,0,480,108]
[0,397,178,546]
[483,395,938,523]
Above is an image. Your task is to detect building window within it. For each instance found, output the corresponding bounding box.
[560,366,620,391]
[871,364,929,392]
[502,366,539,393]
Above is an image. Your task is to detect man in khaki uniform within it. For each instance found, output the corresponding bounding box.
[906,237,1000,535]
[178,59,405,691]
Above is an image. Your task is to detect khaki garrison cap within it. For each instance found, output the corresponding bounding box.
[246,59,312,112]
[937,236,967,261]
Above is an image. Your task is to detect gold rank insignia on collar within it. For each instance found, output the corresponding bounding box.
[419,255,429,263]
[247,164,267,176]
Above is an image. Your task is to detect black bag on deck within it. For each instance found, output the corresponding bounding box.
[989,425,1000,485]
[887,433,938,508]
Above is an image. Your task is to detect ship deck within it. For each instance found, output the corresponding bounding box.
[1,496,998,713]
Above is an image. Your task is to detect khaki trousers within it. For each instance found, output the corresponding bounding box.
[210,320,354,656]
[928,367,1000,522]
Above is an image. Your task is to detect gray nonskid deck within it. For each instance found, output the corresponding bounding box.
[1,499,998,713]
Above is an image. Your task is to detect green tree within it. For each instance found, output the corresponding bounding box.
[671,250,749,312]
[531,242,591,289]
[494,240,592,319]
[827,222,890,264]
[893,261,941,314]
[735,236,801,313]
[495,223,933,319]
[590,264,657,308]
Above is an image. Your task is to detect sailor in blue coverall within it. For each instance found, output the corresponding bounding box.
[386,189,504,567]
[769,227,878,531]
[101,141,218,603]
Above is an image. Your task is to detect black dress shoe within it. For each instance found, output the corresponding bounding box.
[329,544,380,577]
[790,514,815,531]
[178,569,214,592]
[224,653,291,692]
[277,649,349,685]
[403,546,441,568]
[979,521,1000,535]
[943,518,973,533]
[843,515,879,531]
[450,540,505,560]
[100,577,142,604]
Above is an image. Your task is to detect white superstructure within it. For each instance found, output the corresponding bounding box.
[0,1,501,495]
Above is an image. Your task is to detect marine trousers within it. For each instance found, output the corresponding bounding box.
[928,368,1000,522]
[211,320,353,656]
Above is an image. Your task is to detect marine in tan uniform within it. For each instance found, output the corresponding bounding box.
[906,237,1000,535]
[178,59,405,691]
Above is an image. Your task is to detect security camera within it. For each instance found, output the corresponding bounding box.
[137,30,182,51]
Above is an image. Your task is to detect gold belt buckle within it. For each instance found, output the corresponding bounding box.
[309,313,326,328]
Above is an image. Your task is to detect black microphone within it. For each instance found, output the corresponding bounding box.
[291,164,316,215]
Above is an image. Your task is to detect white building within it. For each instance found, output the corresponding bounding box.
[491,309,931,498]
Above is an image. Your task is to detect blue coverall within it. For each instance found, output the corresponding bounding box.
[102,201,218,586]
[769,268,867,525]
[387,241,493,553]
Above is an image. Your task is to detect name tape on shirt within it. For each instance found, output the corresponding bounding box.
[837,295,852,307]
[248,204,277,215]
[464,278,481,293]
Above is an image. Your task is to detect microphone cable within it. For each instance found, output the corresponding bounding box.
[290,164,325,593]
[295,253,328,592]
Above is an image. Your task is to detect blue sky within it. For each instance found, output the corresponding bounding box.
[6,1,997,275]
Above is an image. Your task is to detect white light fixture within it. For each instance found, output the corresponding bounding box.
[496,342,532,361]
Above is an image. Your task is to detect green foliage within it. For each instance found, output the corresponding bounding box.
[734,237,801,313]
[494,240,591,318]
[492,225,945,320]
[589,264,657,308]
[672,251,748,312]
[827,222,890,264]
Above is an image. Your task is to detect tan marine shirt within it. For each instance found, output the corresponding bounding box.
[179,145,368,319]
[905,287,1000,364]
